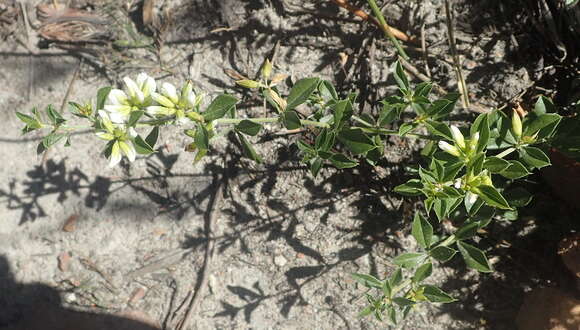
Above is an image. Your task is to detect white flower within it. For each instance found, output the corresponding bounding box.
[438,141,461,157]
[450,125,465,149]
[465,191,478,206]
[146,81,198,121]
[103,73,156,124]
[95,110,137,167]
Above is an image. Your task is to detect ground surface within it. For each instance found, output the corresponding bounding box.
[0,0,576,329]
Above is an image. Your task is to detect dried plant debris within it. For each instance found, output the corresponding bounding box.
[0,1,20,40]
[36,2,110,43]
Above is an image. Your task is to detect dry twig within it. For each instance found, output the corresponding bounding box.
[330,0,417,44]
[173,166,226,330]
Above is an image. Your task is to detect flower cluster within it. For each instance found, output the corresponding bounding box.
[96,73,203,167]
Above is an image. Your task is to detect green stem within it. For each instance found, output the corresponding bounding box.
[215,117,330,129]
[367,0,409,60]
[392,279,412,296]
[215,117,279,125]
[352,115,374,127]
[495,147,516,159]
[359,126,439,141]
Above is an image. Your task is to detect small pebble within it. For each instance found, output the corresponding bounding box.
[274,255,288,267]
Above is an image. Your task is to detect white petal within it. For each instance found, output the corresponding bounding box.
[161,82,179,103]
[134,88,145,104]
[98,110,114,132]
[123,77,140,99]
[107,89,128,106]
[438,141,460,157]
[450,125,465,149]
[108,110,129,124]
[96,132,114,141]
[151,92,175,108]
[142,75,156,96]
[119,141,136,162]
[147,105,172,116]
[109,141,122,167]
[127,127,137,138]
[186,91,196,108]
[136,73,148,87]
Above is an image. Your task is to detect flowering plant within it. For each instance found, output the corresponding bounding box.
[16,60,562,323]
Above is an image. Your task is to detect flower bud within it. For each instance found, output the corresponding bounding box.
[470,132,480,150]
[438,141,461,157]
[186,111,204,123]
[450,125,465,149]
[236,79,261,89]
[512,110,522,139]
[261,59,272,80]
[267,89,287,111]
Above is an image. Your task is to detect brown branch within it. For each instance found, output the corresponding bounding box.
[330,0,417,44]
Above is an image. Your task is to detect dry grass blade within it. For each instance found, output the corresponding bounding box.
[331,0,417,44]
[444,0,470,109]
[36,3,109,42]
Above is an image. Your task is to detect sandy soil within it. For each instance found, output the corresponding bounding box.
[0,0,560,329]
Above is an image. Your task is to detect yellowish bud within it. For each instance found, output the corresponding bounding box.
[236,79,261,89]
[261,59,272,80]
[512,110,522,139]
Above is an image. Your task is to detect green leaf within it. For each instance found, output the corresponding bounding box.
[424,120,453,140]
[319,80,338,102]
[145,126,159,148]
[422,285,456,303]
[389,268,403,287]
[379,102,403,126]
[194,125,209,150]
[426,97,457,119]
[315,129,335,152]
[393,61,410,91]
[235,119,262,136]
[133,135,155,155]
[393,297,415,307]
[337,128,376,155]
[474,185,511,210]
[330,153,358,169]
[414,82,433,97]
[457,241,492,272]
[504,187,533,207]
[520,146,551,169]
[382,278,392,296]
[16,111,37,126]
[500,160,531,179]
[351,273,382,289]
[46,105,66,125]
[281,110,302,130]
[471,113,490,153]
[412,213,433,249]
[332,99,353,129]
[96,87,112,111]
[413,262,433,283]
[484,156,510,173]
[533,95,555,116]
[429,245,456,262]
[296,140,315,154]
[394,179,423,196]
[286,78,320,110]
[524,113,561,138]
[398,122,417,136]
[237,132,262,163]
[358,305,374,318]
[455,221,480,240]
[393,253,426,269]
[42,133,66,148]
[309,157,323,177]
[202,94,238,121]
[127,110,144,127]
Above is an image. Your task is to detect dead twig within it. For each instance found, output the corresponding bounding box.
[330,0,417,44]
[59,58,83,113]
[444,0,470,109]
[173,164,227,330]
